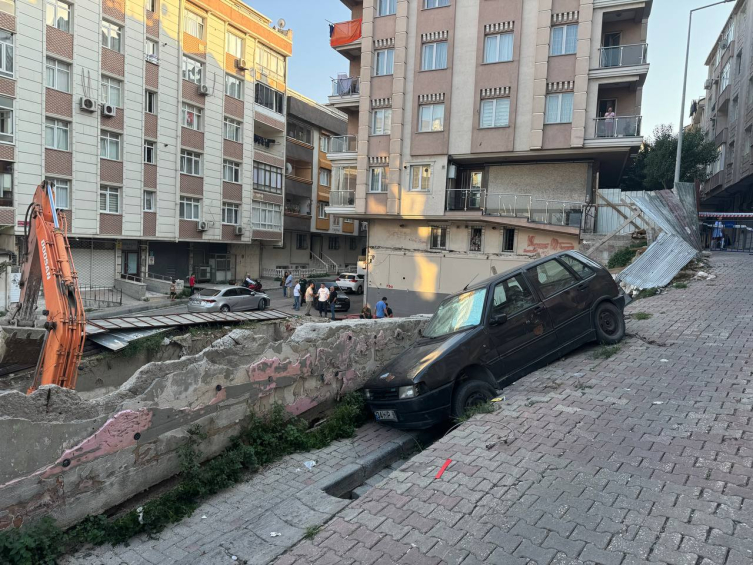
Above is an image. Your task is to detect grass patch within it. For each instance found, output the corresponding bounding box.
[607,247,638,269]
[116,333,166,358]
[673,282,688,289]
[304,525,322,540]
[592,345,621,360]
[634,287,659,300]
[455,401,495,423]
[633,312,652,320]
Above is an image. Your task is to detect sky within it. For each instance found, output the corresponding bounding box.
[248,0,734,137]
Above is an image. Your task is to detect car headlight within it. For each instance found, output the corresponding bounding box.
[399,385,419,399]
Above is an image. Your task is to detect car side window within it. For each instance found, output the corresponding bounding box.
[529,259,578,299]
[560,255,595,279]
[237,288,252,296]
[492,274,538,318]
[223,288,237,297]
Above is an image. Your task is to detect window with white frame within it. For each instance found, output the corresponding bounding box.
[143,190,155,212]
[544,92,574,124]
[46,58,70,92]
[225,74,243,99]
[45,118,69,150]
[101,20,122,52]
[320,135,329,152]
[146,0,155,12]
[47,178,69,209]
[550,24,578,56]
[418,103,444,132]
[223,117,242,142]
[430,226,447,249]
[502,228,515,252]
[0,96,12,144]
[425,0,449,7]
[480,97,510,128]
[410,165,431,191]
[222,201,240,224]
[731,96,738,124]
[712,144,725,175]
[180,149,202,176]
[254,83,284,113]
[374,49,394,76]
[721,60,731,91]
[145,90,157,114]
[0,31,13,78]
[318,202,327,219]
[469,227,483,252]
[484,33,513,63]
[255,46,285,82]
[184,10,204,39]
[377,0,395,16]
[101,76,122,107]
[223,160,241,183]
[252,201,282,230]
[99,186,120,213]
[145,38,158,62]
[369,167,388,192]
[181,102,202,130]
[332,215,341,227]
[100,130,120,160]
[226,31,243,57]
[253,162,283,193]
[143,140,156,164]
[744,127,752,159]
[182,56,203,84]
[46,0,71,32]
[371,108,392,135]
[319,168,331,186]
[421,41,447,71]
[179,196,201,220]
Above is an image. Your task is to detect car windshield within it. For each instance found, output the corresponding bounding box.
[198,289,221,297]
[423,288,488,338]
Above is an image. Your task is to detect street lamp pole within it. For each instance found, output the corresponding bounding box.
[674,0,735,186]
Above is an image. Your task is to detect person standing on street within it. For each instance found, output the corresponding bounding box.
[189,273,196,296]
[375,297,387,319]
[305,282,315,316]
[285,272,293,298]
[317,284,330,317]
[328,286,338,321]
[281,272,288,297]
[712,217,725,250]
[293,279,301,311]
[169,280,177,301]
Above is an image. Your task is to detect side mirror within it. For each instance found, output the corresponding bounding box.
[490,313,508,326]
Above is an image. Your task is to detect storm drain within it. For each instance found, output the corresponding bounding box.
[342,458,409,500]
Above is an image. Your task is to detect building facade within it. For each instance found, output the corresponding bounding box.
[327,0,651,314]
[0,0,292,288]
[700,0,753,212]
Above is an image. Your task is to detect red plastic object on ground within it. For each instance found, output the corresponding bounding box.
[435,459,452,479]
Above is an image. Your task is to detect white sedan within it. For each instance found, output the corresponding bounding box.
[336,273,364,294]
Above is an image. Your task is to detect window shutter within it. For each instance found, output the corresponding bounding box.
[495,99,510,127]
[480,100,493,127]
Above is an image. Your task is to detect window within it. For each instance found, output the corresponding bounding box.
[296,234,308,249]
[223,160,241,183]
[484,33,513,63]
[469,227,483,252]
[720,61,731,91]
[225,75,243,99]
[182,56,204,84]
[369,167,388,192]
[425,0,449,7]
[328,236,340,250]
[0,31,12,78]
[180,150,202,176]
[179,196,201,220]
[99,186,120,214]
[181,102,202,130]
[100,131,120,160]
[332,215,341,227]
[418,103,445,132]
[371,108,392,135]
[47,178,69,209]
[144,140,155,164]
[749,78,753,106]
[492,274,537,318]
[374,49,394,76]
[349,238,358,251]
[145,90,157,114]
[101,20,122,52]
[320,136,330,152]
[545,92,574,124]
[744,127,752,159]
[736,51,742,76]
[253,162,283,193]
[146,0,155,12]
[410,165,431,191]
[146,38,158,62]
[143,190,155,212]
[184,10,204,39]
[318,201,327,219]
[222,201,240,224]
[550,24,578,56]
[101,76,122,107]
[529,259,577,298]
[224,117,242,142]
[45,118,69,150]
[0,95,11,144]
[713,144,725,174]
[560,255,595,279]
[46,58,70,92]
[421,41,447,71]
[252,201,282,230]
[46,0,71,32]
[287,120,312,144]
[254,82,284,113]
[480,98,510,128]
[255,46,286,81]
[319,168,331,186]
[731,96,738,124]
[377,0,396,16]
[502,228,515,252]
[430,226,447,249]
[226,32,243,57]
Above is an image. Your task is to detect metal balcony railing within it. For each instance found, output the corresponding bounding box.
[329,135,357,153]
[530,200,585,227]
[599,43,648,68]
[593,115,642,138]
[331,76,360,97]
[446,189,483,211]
[483,193,531,217]
[329,190,356,207]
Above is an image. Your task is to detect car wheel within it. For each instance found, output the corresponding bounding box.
[357,286,363,295]
[594,302,625,345]
[451,379,495,420]
[220,304,231,313]
[257,299,267,311]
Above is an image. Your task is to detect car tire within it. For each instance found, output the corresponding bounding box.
[594,301,625,345]
[220,304,231,313]
[257,299,267,311]
[451,379,495,420]
[357,286,363,295]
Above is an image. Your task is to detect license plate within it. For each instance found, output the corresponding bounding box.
[374,410,397,422]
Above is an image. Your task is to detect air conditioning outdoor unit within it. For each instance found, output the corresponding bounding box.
[198,84,210,96]
[197,220,208,231]
[101,104,116,117]
[704,78,713,90]
[234,225,244,235]
[80,97,97,112]
[235,58,248,70]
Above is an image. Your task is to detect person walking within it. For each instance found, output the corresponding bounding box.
[375,297,387,319]
[285,272,293,298]
[293,279,301,311]
[280,272,288,297]
[189,273,196,296]
[317,283,330,318]
[169,279,177,301]
[305,282,315,316]
[712,217,725,250]
[328,286,338,321]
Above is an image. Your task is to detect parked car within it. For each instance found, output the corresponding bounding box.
[336,273,365,294]
[188,285,270,313]
[333,294,351,312]
[363,251,626,429]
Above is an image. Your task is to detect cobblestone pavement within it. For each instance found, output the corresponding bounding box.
[63,423,415,565]
[276,253,753,565]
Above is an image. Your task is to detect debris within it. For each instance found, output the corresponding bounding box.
[201,515,207,519]
[435,458,452,480]
[231,556,238,561]
[653,401,664,405]
[270,532,281,537]
[137,506,144,525]
[660,359,668,363]
[694,271,716,280]
[491,396,505,402]
[304,460,316,470]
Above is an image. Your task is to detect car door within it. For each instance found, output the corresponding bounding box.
[221,288,238,309]
[524,258,592,345]
[236,287,254,310]
[484,273,556,381]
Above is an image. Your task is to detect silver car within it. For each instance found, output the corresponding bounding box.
[188,285,270,313]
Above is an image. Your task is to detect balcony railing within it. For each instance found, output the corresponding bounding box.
[330,19,362,48]
[599,43,648,68]
[329,190,356,207]
[329,135,357,153]
[446,189,483,211]
[483,193,531,217]
[331,76,360,97]
[592,116,642,138]
[530,200,585,227]
[446,191,586,228]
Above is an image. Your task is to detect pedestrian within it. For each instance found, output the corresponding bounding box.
[280,271,287,297]
[328,285,338,321]
[317,283,330,317]
[712,217,725,250]
[285,272,293,298]
[169,279,177,301]
[293,279,301,311]
[305,282,315,316]
[360,304,372,319]
[375,296,387,319]
[189,273,196,295]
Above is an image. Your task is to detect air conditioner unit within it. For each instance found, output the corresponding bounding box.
[80,97,97,112]
[234,225,244,235]
[198,84,210,96]
[704,78,713,90]
[235,58,248,70]
[197,220,208,231]
[101,104,116,117]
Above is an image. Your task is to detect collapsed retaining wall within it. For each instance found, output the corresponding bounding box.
[0,316,428,530]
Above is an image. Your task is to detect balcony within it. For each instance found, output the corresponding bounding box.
[584,116,643,147]
[284,197,313,231]
[328,76,360,110]
[327,135,358,163]
[446,189,483,212]
[329,190,355,208]
[330,19,362,59]
[590,43,649,81]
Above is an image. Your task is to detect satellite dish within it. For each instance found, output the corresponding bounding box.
[277,18,286,29]
[285,162,293,174]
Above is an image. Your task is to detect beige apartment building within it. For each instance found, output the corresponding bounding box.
[326,0,652,314]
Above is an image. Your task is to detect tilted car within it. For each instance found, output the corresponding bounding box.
[188,285,270,313]
[363,251,626,429]
[336,273,365,294]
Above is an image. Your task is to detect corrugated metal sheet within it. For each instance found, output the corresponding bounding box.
[595,189,651,235]
[88,328,169,351]
[629,184,702,251]
[617,233,698,289]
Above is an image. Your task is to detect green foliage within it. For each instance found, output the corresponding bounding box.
[592,345,621,360]
[455,401,495,423]
[117,333,166,358]
[304,525,322,540]
[621,125,718,191]
[633,312,652,320]
[634,288,659,300]
[176,288,191,299]
[607,247,638,269]
[673,282,688,289]
[0,394,368,565]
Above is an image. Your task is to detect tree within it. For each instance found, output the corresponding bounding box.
[620,124,718,191]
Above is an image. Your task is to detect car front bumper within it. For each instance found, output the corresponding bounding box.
[366,381,453,429]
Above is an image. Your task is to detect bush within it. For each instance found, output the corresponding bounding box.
[633,312,652,320]
[607,247,638,269]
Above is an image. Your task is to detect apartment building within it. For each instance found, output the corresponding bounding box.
[700,0,753,212]
[0,0,292,288]
[260,89,365,276]
[327,0,652,314]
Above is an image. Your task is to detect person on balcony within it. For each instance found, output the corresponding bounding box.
[605,107,616,137]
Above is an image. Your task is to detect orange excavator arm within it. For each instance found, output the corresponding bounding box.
[12,181,86,392]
